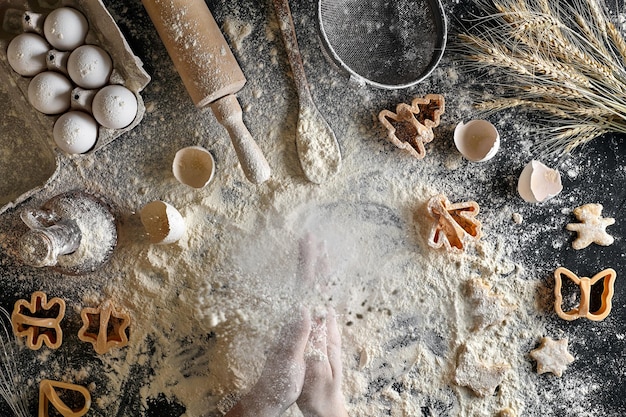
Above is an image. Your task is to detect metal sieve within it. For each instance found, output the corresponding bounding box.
[318,0,447,89]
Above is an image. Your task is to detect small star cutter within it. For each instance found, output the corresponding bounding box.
[529,337,575,377]
[426,194,482,251]
[554,267,616,321]
[39,379,91,417]
[378,94,445,159]
[11,291,65,350]
[565,203,615,250]
[78,299,130,354]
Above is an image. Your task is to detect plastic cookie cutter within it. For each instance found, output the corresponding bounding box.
[78,299,130,354]
[11,291,65,350]
[554,267,616,321]
[426,194,482,251]
[39,379,91,417]
[378,94,445,159]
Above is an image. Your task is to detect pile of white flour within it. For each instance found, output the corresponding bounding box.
[1,0,624,416]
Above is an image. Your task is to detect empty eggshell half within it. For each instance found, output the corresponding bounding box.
[454,120,500,162]
[140,201,185,244]
[172,146,215,188]
[517,160,563,203]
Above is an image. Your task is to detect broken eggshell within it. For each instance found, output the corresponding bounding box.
[517,160,563,203]
[454,120,500,162]
[172,146,215,188]
[139,201,185,244]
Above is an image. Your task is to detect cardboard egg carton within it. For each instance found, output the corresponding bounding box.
[0,0,150,214]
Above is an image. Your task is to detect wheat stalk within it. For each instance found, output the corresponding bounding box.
[460,0,626,155]
[0,307,30,417]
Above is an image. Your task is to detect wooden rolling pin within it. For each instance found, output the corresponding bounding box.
[141,0,271,184]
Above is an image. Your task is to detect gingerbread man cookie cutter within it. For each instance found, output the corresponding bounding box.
[379,94,445,159]
[11,291,65,350]
[78,299,130,354]
[39,379,91,417]
[426,194,482,251]
[554,267,616,321]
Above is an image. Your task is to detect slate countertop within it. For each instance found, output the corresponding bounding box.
[1,0,625,416]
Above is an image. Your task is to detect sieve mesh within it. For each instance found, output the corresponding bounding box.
[318,0,446,89]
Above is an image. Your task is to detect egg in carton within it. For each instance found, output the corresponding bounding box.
[0,0,150,214]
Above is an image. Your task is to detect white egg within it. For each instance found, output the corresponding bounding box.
[139,201,185,244]
[67,45,113,89]
[53,111,99,154]
[453,120,500,162]
[7,33,50,77]
[28,71,72,114]
[518,160,563,203]
[43,7,89,51]
[92,85,138,129]
[172,146,216,188]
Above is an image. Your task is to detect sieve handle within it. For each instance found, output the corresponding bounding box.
[272,0,313,105]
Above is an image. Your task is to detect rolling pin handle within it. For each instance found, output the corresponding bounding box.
[210,95,271,184]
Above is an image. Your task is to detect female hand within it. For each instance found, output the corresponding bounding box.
[297,307,349,417]
[225,307,312,417]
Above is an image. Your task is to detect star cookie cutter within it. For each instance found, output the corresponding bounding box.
[39,379,91,417]
[11,291,65,350]
[78,300,130,354]
[554,267,616,321]
[378,94,445,159]
[426,194,482,251]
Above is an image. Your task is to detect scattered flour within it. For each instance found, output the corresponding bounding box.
[0,1,624,417]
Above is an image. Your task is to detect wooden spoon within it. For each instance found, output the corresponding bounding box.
[272,0,341,184]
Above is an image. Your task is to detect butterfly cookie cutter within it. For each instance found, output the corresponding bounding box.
[11,291,65,350]
[78,299,130,354]
[554,267,616,321]
[379,94,445,159]
[426,194,482,251]
[39,379,91,417]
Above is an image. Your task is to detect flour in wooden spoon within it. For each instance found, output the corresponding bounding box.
[296,107,341,184]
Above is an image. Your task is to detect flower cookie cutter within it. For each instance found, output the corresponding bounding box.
[554,267,616,321]
[378,94,445,159]
[11,291,65,350]
[39,379,91,417]
[426,194,482,251]
[78,299,130,354]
